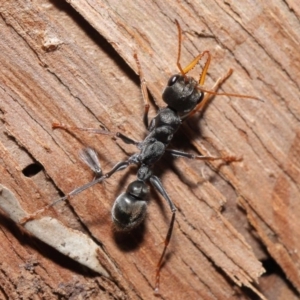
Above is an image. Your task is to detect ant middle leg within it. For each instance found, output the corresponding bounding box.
[52,123,140,146]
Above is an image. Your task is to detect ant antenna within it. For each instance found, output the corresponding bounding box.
[175,19,186,76]
[175,20,263,109]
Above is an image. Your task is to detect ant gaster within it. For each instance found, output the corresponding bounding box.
[22,20,261,293]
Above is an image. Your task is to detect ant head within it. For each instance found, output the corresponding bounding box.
[161,21,209,114]
[162,74,203,114]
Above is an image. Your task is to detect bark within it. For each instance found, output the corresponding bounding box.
[0,0,299,299]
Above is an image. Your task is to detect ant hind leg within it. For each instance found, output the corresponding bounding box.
[20,159,131,225]
[149,175,177,294]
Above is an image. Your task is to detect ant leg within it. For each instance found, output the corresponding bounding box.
[52,123,140,146]
[183,69,262,121]
[20,159,131,225]
[149,175,176,294]
[166,148,238,163]
[134,53,151,129]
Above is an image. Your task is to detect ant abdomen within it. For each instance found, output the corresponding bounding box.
[111,180,149,231]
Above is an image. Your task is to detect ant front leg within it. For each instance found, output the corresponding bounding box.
[182,69,233,120]
[149,175,176,294]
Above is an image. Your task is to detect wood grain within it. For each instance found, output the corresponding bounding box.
[0,0,299,299]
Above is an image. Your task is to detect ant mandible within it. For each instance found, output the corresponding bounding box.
[22,20,260,294]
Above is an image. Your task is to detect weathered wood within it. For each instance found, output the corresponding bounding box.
[0,0,299,299]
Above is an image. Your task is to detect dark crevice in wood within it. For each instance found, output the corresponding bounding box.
[22,162,44,177]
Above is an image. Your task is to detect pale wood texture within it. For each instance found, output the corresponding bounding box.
[0,0,299,299]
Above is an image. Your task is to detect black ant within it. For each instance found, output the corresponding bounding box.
[22,20,261,294]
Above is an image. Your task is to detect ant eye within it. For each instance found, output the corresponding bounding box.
[167,75,179,86]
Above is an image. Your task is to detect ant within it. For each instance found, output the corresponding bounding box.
[22,20,261,293]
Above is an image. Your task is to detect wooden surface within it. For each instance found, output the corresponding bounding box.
[0,0,300,299]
